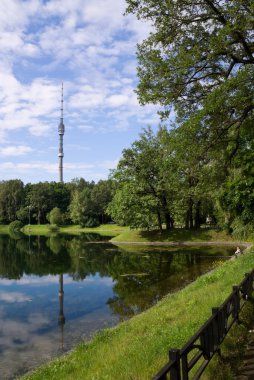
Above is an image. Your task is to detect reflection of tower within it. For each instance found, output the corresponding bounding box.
[58,273,65,326]
[58,84,65,337]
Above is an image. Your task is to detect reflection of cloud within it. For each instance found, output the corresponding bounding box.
[0,310,54,379]
[81,275,114,287]
[27,313,50,328]
[0,274,114,287]
[0,291,31,303]
[0,274,72,287]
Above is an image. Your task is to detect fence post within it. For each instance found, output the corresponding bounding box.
[212,307,219,349]
[169,348,181,380]
[232,285,240,323]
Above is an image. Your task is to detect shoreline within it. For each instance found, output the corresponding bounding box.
[110,240,250,246]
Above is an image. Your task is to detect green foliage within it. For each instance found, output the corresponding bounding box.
[9,220,23,232]
[83,217,100,228]
[47,207,63,226]
[48,224,60,234]
[0,178,114,228]
[230,219,254,241]
[108,127,174,230]
[69,188,95,227]
[0,180,24,223]
[108,126,217,230]
[126,1,254,122]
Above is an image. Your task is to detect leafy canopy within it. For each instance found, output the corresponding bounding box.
[126,0,254,148]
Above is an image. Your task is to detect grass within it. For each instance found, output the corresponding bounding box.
[0,225,9,233]
[20,224,128,236]
[22,245,254,380]
[110,228,240,244]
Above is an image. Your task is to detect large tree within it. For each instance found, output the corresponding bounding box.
[108,127,174,231]
[126,0,254,149]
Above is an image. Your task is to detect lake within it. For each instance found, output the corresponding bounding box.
[0,233,235,379]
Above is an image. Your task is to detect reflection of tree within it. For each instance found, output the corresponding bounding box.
[0,234,233,322]
[105,247,225,320]
[67,237,116,280]
[0,235,71,279]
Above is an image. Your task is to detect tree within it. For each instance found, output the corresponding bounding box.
[0,180,24,223]
[69,186,99,227]
[218,130,254,227]
[91,180,114,224]
[49,182,71,212]
[126,0,254,152]
[47,207,63,226]
[26,182,54,224]
[108,127,174,231]
[158,124,223,228]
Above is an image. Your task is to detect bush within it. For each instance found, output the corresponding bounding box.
[48,224,59,233]
[9,220,24,232]
[80,216,100,228]
[47,207,63,226]
[231,218,254,240]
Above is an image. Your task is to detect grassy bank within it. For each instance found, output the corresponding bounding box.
[20,224,128,236]
[111,228,239,243]
[23,245,254,380]
[0,225,9,234]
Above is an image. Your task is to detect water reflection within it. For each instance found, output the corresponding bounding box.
[0,233,234,379]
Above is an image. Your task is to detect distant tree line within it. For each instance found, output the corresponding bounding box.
[1,119,253,238]
[0,178,114,227]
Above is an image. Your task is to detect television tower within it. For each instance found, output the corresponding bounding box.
[58,83,65,332]
[58,83,65,182]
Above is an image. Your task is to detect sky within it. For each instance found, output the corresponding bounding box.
[0,0,161,184]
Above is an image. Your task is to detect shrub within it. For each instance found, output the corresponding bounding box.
[47,207,63,226]
[48,224,59,233]
[80,216,100,228]
[9,220,24,232]
[231,218,254,240]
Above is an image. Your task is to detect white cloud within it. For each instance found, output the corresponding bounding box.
[99,159,119,170]
[0,145,32,156]
[0,161,94,174]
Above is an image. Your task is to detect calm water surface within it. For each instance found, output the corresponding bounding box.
[0,233,235,379]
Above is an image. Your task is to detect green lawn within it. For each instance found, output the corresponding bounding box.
[20,224,128,236]
[111,228,239,243]
[22,245,254,380]
[0,225,9,234]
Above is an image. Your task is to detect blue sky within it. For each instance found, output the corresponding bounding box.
[0,0,161,184]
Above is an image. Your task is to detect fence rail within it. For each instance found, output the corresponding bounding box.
[153,269,254,380]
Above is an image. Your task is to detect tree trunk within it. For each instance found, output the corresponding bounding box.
[164,210,172,230]
[157,211,163,232]
[185,197,194,229]
[161,194,172,230]
[194,200,201,228]
[189,198,194,229]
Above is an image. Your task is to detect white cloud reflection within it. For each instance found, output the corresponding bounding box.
[0,291,31,303]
